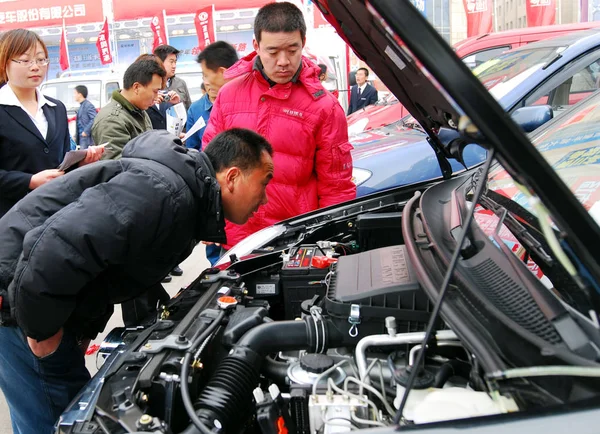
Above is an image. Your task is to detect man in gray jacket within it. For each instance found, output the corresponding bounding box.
[92,58,165,160]
[154,44,192,110]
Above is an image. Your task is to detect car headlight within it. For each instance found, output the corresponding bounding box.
[216,225,287,266]
[351,167,373,186]
[348,117,369,136]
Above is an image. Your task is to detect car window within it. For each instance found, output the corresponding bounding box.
[488,90,600,223]
[41,80,102,113]
[462,46,511,70]
[105,82,120,104]
[524,58,600,115]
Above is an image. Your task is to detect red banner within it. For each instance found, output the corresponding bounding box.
[114,0,269,21]
[194,6,216,52]
[526,0,556,27]
[150,12,168,52]
[59,19,70,70]
[463,0,493,38]
[96,18,113,65]
[0,0,103,31]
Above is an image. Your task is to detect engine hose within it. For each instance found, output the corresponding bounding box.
[180,310,226,434]
[183,316,344,433]
[262,356,290,385]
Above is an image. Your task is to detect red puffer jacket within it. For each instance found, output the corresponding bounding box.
[203,52,356,249]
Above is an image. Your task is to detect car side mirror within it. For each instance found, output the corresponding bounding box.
[511,105,553,133]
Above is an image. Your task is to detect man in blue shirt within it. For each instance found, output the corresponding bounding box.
[185,41,238,151]
[186,41,238,265]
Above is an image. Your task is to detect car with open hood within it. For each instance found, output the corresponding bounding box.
[57,1,600,433]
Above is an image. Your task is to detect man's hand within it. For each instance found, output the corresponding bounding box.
[80,143,106,166]
[29,169,64,189]
[167,91,181,105]
[201,241,221,246]
[27,328,63,358]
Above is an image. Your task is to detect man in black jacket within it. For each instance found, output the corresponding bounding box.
[347,67,378,115]
[0,128,273,434]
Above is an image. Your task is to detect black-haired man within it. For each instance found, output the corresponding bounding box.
[203,1,355,252]
[92,58,166,160]
[146,45,192,131]
[0,128,273,434]
[347,67,378,115]
[74,85,97,149]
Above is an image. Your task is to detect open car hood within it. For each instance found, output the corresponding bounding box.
[316,0,600,284]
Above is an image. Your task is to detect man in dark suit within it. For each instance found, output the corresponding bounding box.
[74,85,97,149]
[347,67,378,115]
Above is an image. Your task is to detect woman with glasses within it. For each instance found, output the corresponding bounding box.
[0,29,104,218]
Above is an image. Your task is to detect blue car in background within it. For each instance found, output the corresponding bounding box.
[352,29,600,196]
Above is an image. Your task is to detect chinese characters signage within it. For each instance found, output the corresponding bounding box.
[150,13,168,51]
[463,0,493,37]
[0,0,102,30]
[194,6,216,52]
[409,0,427,16]
[526,0,556,27]
[96,18,113,65]
[114,0,268,21]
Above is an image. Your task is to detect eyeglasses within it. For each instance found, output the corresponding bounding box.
[11,58,50,67]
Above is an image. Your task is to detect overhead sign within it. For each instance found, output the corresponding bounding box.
[114,0,268,21]
[0,0,103,30]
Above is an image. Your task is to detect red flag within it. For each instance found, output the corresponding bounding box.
[59,19,70,71]
[194,6,216,52]
[526,0,556,27]
[150,12,168,51]
[96,18,113,65]
[463,0,493,38]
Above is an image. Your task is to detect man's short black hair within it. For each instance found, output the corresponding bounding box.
[153,45,180,62]
[318,64,327,76]
[254,2,306,44]
[357,67,370,77]
[75,85,88,98]
[205,128,273,173]
[123,58,167,90]
[196,41,238,71]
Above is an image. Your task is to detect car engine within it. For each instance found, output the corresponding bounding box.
[59,207,519,434]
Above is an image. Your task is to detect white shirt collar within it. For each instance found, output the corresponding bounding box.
[358,83,368,92]
[0,84,56,109]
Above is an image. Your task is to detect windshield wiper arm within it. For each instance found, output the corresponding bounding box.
[480,195,554,266]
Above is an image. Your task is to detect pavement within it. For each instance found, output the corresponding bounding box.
[0,244,210,433]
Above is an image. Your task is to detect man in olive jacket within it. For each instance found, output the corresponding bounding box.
[92,57,165,160]
[0,128,274,434]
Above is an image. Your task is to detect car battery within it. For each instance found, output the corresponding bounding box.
[280,245,334,320]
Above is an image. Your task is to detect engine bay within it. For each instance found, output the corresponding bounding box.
[58,198,533,434]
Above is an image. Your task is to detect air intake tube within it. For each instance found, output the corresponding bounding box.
[182,313,344,433]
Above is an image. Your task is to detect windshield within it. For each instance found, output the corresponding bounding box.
[473,47,564,101]
[41,80,102,113]
[488,91,600,224]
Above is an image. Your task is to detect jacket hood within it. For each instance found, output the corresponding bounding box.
[122,130,217,201]
[224,51,326,99]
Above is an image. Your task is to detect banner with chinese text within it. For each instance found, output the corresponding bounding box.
[194,6,216,52]
[463,0,493,37]
[150,12,168,52]
[0,0,102,31]
[96,18,112,65]
[526,0,556,27]
[114,0,268,21]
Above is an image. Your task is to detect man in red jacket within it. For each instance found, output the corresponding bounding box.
[203,1,356,249]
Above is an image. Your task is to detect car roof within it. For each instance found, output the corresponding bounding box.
[454,22,600,50]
